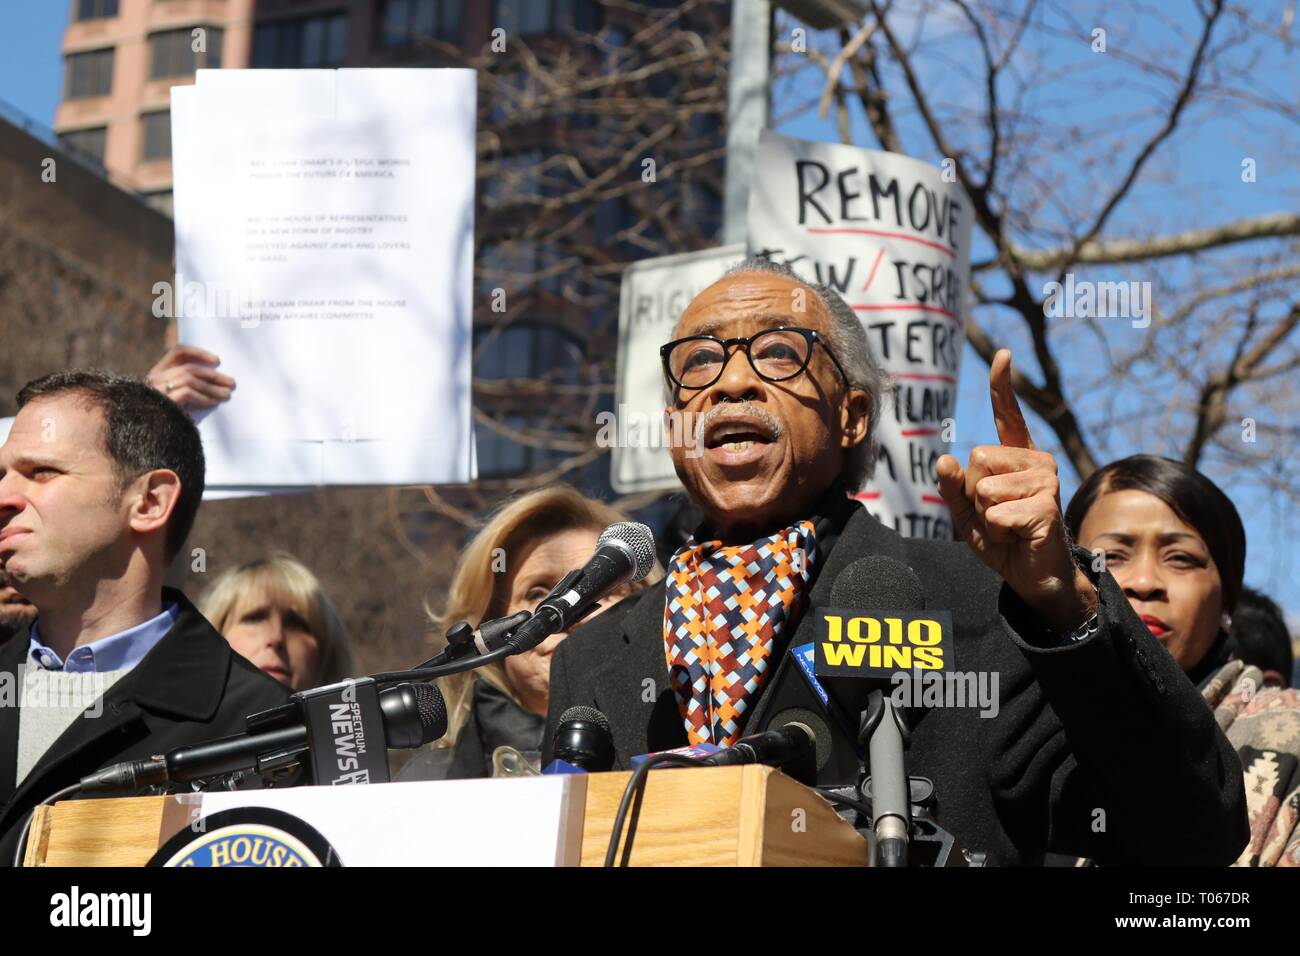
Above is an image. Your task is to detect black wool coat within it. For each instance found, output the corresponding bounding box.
[0,588,292,865]
[543,505,1249,866]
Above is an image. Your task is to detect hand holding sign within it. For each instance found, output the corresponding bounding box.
[936,350,1096,633]
[146,344,235,412]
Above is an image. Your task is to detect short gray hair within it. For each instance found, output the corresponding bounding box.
[710,256,887,486]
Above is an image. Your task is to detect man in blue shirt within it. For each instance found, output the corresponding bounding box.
[0,370,290,864]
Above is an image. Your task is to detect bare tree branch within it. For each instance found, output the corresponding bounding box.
[1185,302,1300,464]
[977,212,1300,273]
[1052,0,1227,282]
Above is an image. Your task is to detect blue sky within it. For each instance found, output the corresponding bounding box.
[0,2,1294,617]
[775,3,1297,619]
[0,1,67,126]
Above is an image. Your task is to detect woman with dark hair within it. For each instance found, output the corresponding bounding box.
[1064,454,1245,680]
[1066,455,1299,866]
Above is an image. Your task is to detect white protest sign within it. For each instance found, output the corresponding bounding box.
[171,69,477,489]
[611,244,746,493]
[747,131,972,539]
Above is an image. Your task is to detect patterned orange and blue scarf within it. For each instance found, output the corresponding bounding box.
[663,520,817,746]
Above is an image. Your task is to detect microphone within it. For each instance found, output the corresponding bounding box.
[376,682,450,750]
[829,556,926,610]
[819,556,930,714]
[80,681,447,794]
[694,721,817,784]
[815,556,939,867]
[505,522,656,653]
[545,706,615,774]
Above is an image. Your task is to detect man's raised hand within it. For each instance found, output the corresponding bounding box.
[936,350,1095,633]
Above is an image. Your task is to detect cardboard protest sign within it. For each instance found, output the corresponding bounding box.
[747,131,972,539]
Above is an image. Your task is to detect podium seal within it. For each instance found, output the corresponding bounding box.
[149,807,343,867]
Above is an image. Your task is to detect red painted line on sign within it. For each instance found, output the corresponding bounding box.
[900,428,938,437]
[851,490,947,506]
[805,227,958,258]
[861,247,886,293]
[852,303,959,321]
[891,372,957,384]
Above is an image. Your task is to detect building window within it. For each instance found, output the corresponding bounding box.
[486,69,538,126]
[378,0,463,49]
[494,0,597,36]
[143,190,174,218]
[65,48,115,99]
[473,323,582,478]
[480,150,543,209]
[252,12,348,68]
[150,27,223,78]
[59,126,108,165]
[74,0,119,21]
[141,111,172,161]
[474,414,529,478]
[478,239,566,297]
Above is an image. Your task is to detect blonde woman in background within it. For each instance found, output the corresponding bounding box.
[398,485,661,781]
[200,552,357,691]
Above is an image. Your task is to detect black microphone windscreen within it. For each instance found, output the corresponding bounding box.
[559,705,610,733]
[415,683,449,744]
[552,705,615,771]
[829,556,926,612]
[769,707,833,772]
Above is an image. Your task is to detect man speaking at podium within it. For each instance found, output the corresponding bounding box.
[0,371,290,864]
[544,257,1248,865]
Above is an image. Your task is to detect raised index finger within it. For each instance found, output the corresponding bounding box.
[989,349,1036,450]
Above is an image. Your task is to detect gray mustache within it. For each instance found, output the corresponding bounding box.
[698,403,784,440]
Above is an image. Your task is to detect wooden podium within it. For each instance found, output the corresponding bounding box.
[25,766,869,867]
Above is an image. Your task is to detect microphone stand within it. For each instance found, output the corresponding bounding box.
[859,690,911,867]
[377,560,618,687]
[355,612,529,690]
[372,580,582,687]
[404,610,534,674]
[854,692,986,867]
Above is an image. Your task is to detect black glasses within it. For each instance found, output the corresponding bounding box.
[660,326,851,392]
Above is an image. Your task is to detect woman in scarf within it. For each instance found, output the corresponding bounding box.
[1066,455,1299,866]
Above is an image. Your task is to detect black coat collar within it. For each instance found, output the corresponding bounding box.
[110,589,232,722]
[0,588,232,812]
